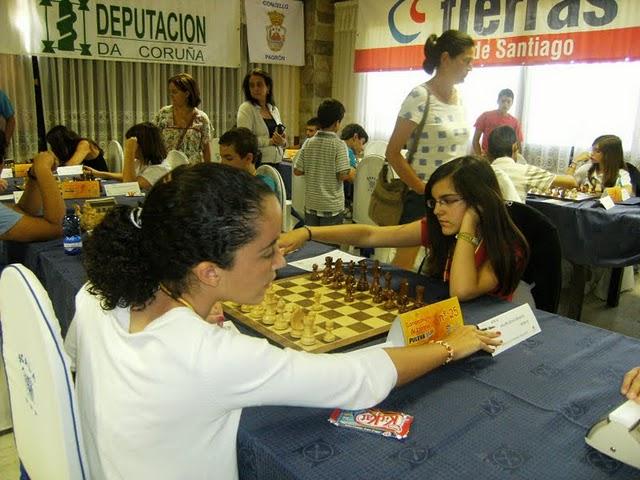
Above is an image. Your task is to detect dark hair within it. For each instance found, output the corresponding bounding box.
[487,126,517,160]
[84,163,275,310]
[423,156,528,297]
[497,88,514,100]
[317,99,345,129]
[242,68,275,106]
[125,122,167,166]
[45,125,101,165]
[306,117,321,128]
[423,30,475,75]
[340,123,369,143]
[168,73,201,108]
[588,134,626,188]
[219,127,261,165]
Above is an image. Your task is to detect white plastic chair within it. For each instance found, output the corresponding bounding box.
[363,140,388,158]
[106,139,124,173]
[0,264,88,480]
[353,153,386,225]
[291,170,306,219]
[164,150,189,170]
[256,165,290,231]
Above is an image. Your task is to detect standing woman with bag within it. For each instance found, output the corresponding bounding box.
[385,30,475,269]
[154,73,212,164]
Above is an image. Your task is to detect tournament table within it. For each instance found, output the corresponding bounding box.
[6,233,640,478]
[526,196,640,319]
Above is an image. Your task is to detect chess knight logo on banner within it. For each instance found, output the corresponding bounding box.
[40,0,92,56]
[266,10,286,52]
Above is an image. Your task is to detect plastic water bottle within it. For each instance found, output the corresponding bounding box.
[62,208,82,255]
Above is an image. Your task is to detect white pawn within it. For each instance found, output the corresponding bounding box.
[323,318,336,343]
[250,304,264,319]
[274,310,291,331]
[290,306,304,339]
[312,292,323,311]
[301,312,317,346]
[276,297,286,314]
[263,302,276,325]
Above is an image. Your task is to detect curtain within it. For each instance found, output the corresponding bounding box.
[333,1,367,127]
[0,54,38,160]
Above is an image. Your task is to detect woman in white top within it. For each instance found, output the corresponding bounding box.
[237,68,287,170]
[84,122,170,191]
[386,30,475,269]
[66,163,500,480]
[569,134,633,195]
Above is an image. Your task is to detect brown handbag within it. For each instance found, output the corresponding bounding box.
[368,91,431,226]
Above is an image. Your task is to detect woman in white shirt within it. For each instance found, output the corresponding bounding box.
[67,163,500,480]
[569,134,632,194]
[385,29,475,269]
[84,122,170,191]
[237,68,287,171]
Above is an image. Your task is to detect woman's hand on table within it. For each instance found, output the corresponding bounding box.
[278,228,309,254]
[621,366,640,403]
[445,325,502,360]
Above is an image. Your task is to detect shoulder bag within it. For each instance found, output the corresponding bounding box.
[368,91,431,226]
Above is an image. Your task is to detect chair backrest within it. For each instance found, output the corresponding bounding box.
[164,149,189,170]
[256,165,287,230]
[106,140,123,173]
[505,202,562,313]
[0,264,88,479]
[626,162,640,197]
[353,154,386,225]
[363,140,388,158]
[291,169,306,216]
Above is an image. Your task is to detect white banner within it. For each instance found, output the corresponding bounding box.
[355,0,640,71]
[0,0,240,68]
[245,0,304,66]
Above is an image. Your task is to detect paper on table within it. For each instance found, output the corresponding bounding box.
[477,304,541,356]
[104,182,142,197]
[57,165,83,176]
[0,194,13,201]
[1,168,12,179]
[287,249,366,272]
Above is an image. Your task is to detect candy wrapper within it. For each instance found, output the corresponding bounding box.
[328,408,413,440]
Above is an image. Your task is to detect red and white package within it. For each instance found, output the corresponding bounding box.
[328,408,414,440]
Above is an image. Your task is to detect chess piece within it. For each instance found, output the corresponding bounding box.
[240,304,253,313]
[323,318,336,342]
[356,261,369,291]
[250,304,264,319]
[263,302,276,325]
[369,274,380,296]
[274,310,290,331]
[312,292,323,311]
[348,260,356,277]
[290,306,304,338]
[384,272,393,291]
[301,312,317,346]
[373,286,385,303]
[345,281,355,302]
[396,278,409,309]
[310,264,320,280]
[383,291,396,311]
[276,297,286,314]
[414,285,425,308]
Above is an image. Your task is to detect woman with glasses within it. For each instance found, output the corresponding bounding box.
[280,156,529,301]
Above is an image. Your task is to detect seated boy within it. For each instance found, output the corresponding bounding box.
[488,126,577,200]
[340,123,369,168]
[219,127,277,192]
[293,99,354,226]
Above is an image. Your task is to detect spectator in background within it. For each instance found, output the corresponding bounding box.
[237,69,286,172]
[0,90,15,146]
[340,123,368,169]
[83,122,171,191]
[155,73,212,163]
[219,127,276,192]
[46,125,109,172]
[473,88,523,156]
[487,126,576,200]
[386,29,475,270]
[293,99,354,226]
[302,117,321,145]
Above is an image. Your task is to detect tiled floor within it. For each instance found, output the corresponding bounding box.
[0,273,638,476]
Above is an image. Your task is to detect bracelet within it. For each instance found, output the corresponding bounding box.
[455,232,480,247]
[303,226,312,241]
[433,340,454,365]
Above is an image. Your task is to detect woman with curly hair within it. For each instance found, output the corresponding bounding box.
[280,156,529,301]
[65,162,500,479]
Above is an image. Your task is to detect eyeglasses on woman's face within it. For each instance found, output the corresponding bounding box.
[425,195,465,209]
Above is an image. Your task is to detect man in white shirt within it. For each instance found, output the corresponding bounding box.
[488,126,576,200]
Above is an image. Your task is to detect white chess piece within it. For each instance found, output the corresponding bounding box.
[274,310,291,331]
[323,318,336,343]
[301,312,317,346]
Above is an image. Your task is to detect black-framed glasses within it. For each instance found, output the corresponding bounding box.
[426,196,464,209]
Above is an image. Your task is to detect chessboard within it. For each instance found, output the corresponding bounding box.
[224,258,426,353]
[527,187,599,202]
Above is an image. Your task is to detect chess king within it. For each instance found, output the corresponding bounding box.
[266,10,286,52]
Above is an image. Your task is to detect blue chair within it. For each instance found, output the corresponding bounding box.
[0,264,88,479]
